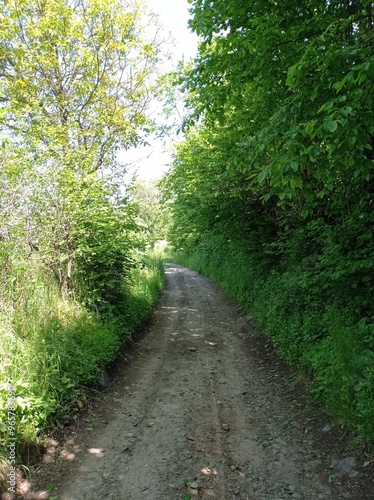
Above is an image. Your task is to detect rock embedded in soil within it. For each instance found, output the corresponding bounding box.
[332,456,357,478]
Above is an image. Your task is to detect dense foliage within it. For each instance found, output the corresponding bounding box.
[130,179,171,246]
[163,0,374,445]
[0,0,166,478]
[0,0,161,308]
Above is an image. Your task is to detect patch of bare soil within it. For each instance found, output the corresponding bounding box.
[8,264,374,499]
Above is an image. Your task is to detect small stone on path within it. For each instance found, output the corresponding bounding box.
[333,456,356,477]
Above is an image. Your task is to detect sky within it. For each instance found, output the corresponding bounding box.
[119,0,199,182]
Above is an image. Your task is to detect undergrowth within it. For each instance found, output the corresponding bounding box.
[166,239,374,448]
[0,252,164,477]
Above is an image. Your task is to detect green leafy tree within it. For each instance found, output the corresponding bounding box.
[0,0,164,303]
[183,0,373,208]
[173,0,374,297]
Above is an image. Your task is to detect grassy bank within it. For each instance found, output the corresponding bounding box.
[166,239,374,448]
[0,252,164,479]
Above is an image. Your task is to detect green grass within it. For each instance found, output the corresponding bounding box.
[0,251,164,478]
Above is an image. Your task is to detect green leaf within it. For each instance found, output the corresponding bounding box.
[318,100,335,114]
[301,208,309,218]
[305,120,315,135]
[290,176,302,189]
[258,170,267,183]
[263,192,271,202]
[290,160,298,172]
[307,146,319,162]
[324,120,338,133]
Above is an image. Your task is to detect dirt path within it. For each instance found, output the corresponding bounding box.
[25,264,370,500]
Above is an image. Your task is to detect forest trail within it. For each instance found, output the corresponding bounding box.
[27,264,363,500]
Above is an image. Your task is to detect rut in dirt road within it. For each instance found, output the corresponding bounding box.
[52,264,349,500]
